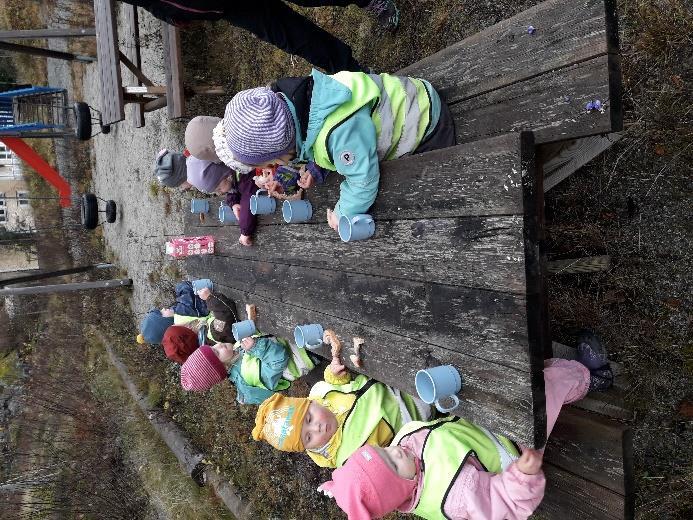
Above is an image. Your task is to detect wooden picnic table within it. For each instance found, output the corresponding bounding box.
[183,131,550,448]
[92,0,222,127]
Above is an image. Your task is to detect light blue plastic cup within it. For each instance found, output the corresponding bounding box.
[415,365,463,413]
[294,323,324,350]
[282,199,313,223]
[338,214,375,242]
[190,198,210,214]
[250,189,276,215]
[218,204,238,224]
[231,319,257,341]
[191,278,213,294]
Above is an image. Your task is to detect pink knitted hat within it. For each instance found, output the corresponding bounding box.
[318,445,418,519]
[180,345,228,391]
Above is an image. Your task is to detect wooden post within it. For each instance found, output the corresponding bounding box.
[0,278,132,295]
[0,41,95,62]
[0,28,96,39]
[0,264,114,287]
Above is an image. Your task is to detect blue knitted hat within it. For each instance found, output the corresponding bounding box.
[140,309,174,344]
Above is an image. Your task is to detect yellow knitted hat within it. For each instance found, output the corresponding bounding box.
[136,334,146,344]
[252,394,310,452]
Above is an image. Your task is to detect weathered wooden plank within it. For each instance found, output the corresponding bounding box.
[400,0,617,100]
[184,133,531,233]
[162,23,184,119]
[536,463,625,520]
[209,215,528,292]
[183,278,543,447]
[542,133,622,192]
[93,0,124,124]
[185,253,532,370]
[450,55,619,145]
[547,256,611,275]
[122,4,145,128]
[544,407,628,494]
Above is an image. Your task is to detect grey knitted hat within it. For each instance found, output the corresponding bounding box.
[222,87,295,164]
[154,150,187,187]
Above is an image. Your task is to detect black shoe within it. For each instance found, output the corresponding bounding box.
[365,0,400,31]
[576,329,614,391]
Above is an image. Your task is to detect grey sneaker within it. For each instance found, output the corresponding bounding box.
[576,329,614,392]
[365,0,400,31]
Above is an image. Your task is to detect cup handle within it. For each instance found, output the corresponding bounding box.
[306,338,322,349]
[434,394,460,414]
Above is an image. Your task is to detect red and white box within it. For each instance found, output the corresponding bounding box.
[165,236,216,258]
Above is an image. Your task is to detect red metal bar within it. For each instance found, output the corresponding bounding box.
[0,137,72,207]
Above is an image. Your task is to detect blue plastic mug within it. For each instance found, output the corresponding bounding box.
[282,199,313,223]
[191,278,213,294]
[415,365,463,413]
[231,319,257,341]
[338,214,375,242]
[294,323,324,350]
[250,189,276,215]
[190,199,210,214]
[218,203,238,224]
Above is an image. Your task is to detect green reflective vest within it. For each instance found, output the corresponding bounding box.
[311,377,406,467]
[311,71,436,170]
[239,336,314,391]
[393,417,521,519]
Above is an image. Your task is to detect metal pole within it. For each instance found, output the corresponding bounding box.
[0,28,96,39]
[0,264,114,287]
[0,278,132,296]
[0,41,95,63]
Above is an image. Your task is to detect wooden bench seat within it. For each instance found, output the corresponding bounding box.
[399,0,622,146]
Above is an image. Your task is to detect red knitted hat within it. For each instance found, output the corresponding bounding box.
[162,326,199,364]
[180,345,228,391]
[318,445,418,519]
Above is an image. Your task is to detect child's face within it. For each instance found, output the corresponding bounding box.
[211,343,237,364]
[374,445,417,480]
[253,152,295,168]
[215,176,233,195]
[301,401,337,449]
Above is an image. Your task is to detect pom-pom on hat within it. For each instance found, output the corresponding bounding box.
[185,116,222,162]
[252,393,310,452]
[180,345,227,391]
[139,309,174,344]
[154,149,188,188]
[162,326,199,364]
[221,87,295,165]
[318,445,418,520]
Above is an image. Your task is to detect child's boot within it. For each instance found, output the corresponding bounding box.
[364,0,400,31]
[576,329,614,392]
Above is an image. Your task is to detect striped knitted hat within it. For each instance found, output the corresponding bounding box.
[222,87,295,165]
[180,345,228,391]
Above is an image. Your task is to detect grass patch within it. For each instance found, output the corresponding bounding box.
[0,350,21,385]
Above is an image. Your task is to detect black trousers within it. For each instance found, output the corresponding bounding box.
[122,1,369,73]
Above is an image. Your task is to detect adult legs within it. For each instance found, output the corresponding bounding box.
[223,1,366,73]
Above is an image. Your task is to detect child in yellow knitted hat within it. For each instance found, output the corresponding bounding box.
[253,330,433,468]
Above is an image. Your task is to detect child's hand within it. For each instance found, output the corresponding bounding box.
[241,336,256,351]
[232,204,241,220]
[239,234,253,247]
[197,287,212,300]
[516,448,543,475]
[297,166,315,190]
[326,209,339,231]
[329,357,346,376]
[160,308,174,318]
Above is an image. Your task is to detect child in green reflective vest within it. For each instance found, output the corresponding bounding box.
[179,329,316,405]
[317,332,614,519]
[213,70,456,236]
[252,330,434,468]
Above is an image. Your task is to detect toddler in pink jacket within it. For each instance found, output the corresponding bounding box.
[318,331,613,519]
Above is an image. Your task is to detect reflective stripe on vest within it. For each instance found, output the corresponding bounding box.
[279,337,315,382]
[312,72,434,170]
[393,417,520,519]
[313,378,403,467]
